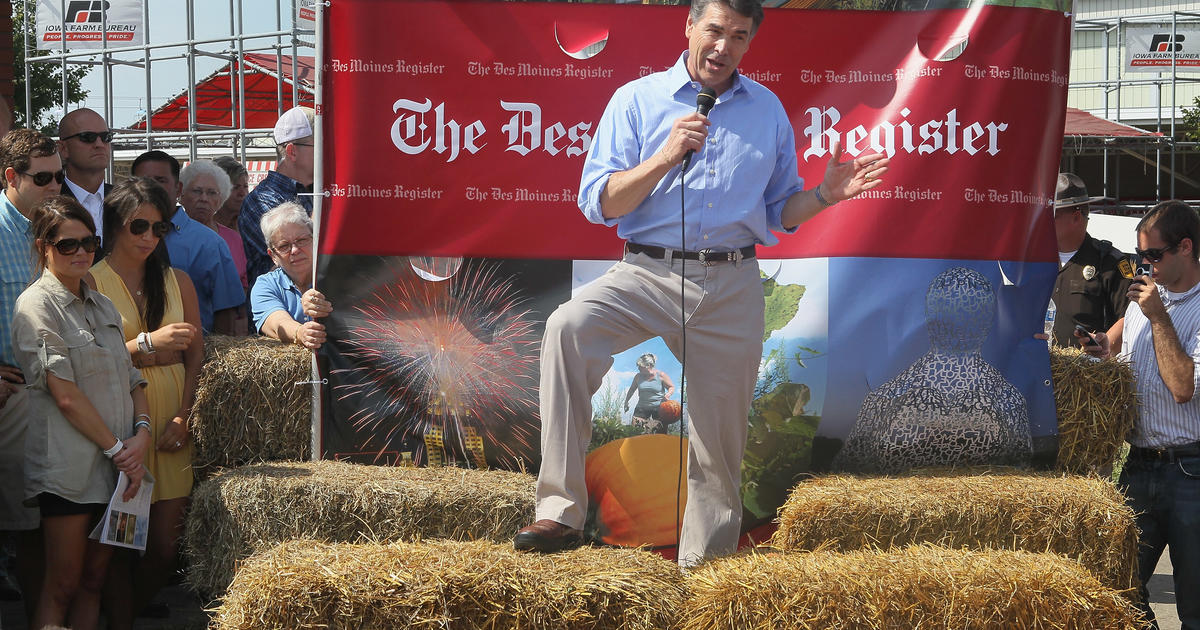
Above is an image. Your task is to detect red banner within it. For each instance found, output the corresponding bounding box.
[322,1,1068,263]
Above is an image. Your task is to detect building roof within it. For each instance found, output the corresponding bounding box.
[132,53,315,132]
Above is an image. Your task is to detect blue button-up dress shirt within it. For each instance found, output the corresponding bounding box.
[0,195,35,367]
[578,52,805,252]
[163,206,244,333]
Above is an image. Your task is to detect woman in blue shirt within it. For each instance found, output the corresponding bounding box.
[622,353,677,434]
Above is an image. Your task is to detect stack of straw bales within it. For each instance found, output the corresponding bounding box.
[1050,346,1137,474]
[185,460,535,597]
[212,539,684,630]
[772,469,1138,593]
[191,335,313,475]
[681,545,1144,630]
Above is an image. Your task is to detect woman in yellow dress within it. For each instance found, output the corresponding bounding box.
[87,177,202,626]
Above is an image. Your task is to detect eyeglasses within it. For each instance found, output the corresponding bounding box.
[128,218,170,238]
[185,187,222,199]
[1136,244,1180,263]
[48,235,100,255]
[61,130,115,144]
[271,235,312,255]
[20,170,65,186]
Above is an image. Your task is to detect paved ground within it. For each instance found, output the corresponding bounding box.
[1151,549,1180,630]
[0,582,211,630]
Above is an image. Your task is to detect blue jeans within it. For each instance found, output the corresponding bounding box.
[1119,454,1200,630]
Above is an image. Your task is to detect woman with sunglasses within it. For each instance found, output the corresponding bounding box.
[86,177,202,627]
[10,195,150,630]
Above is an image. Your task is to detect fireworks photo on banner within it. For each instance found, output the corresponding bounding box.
[320,256,571,469]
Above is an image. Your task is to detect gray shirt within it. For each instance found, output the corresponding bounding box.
[11,270,145,505]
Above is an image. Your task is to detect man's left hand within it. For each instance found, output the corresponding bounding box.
[822,139,890,203]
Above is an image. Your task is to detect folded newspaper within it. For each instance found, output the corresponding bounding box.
[89,469,155,551]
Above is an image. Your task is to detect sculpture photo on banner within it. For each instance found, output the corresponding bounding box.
[318,0,1071,553]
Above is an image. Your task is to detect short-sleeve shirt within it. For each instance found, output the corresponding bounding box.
[163,206,245,333]
[249,267,309,334]
[240,171,312,290]
[1051,233,1134,347]
[0,194,35,367]
[11,270,146,505]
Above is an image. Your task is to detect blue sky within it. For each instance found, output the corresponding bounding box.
[63,1,311,128]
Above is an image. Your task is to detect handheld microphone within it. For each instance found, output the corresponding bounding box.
[682,87,717,173]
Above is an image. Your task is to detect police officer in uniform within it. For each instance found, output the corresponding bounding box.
[1051,172,1135,348]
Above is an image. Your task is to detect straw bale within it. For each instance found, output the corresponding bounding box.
[681,545,1145,630]
[1051,346,1137,475]
[191,335,312,475]
[213,539,684,630]
[772,469,1138,593]
[186,460,536,598]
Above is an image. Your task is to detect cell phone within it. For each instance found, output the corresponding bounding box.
[1074,324,1099,347]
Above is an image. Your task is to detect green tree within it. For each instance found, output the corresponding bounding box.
[1182,95,1200,143]
[11,2,91,133]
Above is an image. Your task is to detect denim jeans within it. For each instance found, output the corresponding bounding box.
[1119,453,1200,630]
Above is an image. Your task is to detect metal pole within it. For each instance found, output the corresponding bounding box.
[1172,12,1178,199]
[142,0,152,150]
[275,1,284,115]
[59,0,67,116]
[23,0,32,125]
[309,0,325,461]
[186,0,197,161]
[236,0,248,161]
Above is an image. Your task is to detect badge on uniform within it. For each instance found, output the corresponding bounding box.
[1117,258,1135,279]
[1082,265,1096,280]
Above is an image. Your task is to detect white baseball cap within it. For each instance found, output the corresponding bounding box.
[273,106,315,144]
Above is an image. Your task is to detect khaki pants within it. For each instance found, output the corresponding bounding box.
[535,250,764,566]
[0,387,39,530]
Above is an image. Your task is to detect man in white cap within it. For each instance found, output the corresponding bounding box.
[1050,172,1134,347]
[240,106,315,289]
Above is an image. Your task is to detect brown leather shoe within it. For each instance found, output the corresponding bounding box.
[513,519,583,553]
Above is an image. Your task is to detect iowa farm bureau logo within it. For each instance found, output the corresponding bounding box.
[65,1,110,23]
[42,0,137,43]
[1149,33,1185,53]
[1130,31,1200,67]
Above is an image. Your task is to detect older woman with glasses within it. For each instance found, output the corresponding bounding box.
[86,177,202,626]
[179,159,248,335]
[11,195,149,630]
[249,202,331,350]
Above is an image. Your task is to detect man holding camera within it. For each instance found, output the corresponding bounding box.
[1089,200,1200,629]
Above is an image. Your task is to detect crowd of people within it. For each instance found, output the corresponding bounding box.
[0,0,1198,628]
[0,104,330,629]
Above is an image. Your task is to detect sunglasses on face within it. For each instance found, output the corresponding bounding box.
[20,170,66,186]
[61,130,115,144]
[1136,244,1179,263]
[48,235,100,255]
[128,218,170,238]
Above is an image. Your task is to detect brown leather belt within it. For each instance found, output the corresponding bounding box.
[132,350,183,369]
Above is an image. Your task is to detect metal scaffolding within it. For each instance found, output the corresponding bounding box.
[1069,10,1200,204]
[20,0,316,165]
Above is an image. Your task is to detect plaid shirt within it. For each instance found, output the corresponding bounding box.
[0,194,35,367]
[238,170,312,291]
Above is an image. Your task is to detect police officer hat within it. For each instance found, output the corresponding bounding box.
[1055,173,1106,210]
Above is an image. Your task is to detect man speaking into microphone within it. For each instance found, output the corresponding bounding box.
[514,0,889,566]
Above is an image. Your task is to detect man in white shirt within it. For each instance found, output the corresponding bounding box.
[1092,200,1200,629]
[57,108,114,240]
